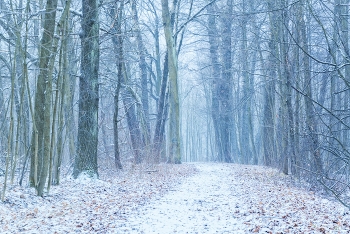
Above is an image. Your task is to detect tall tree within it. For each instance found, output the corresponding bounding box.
[239,0,252,164]
[112,0,124,169]
[207,2,222,162]
[28,0,58,196]
[263,0,278,166]
[73,0,100,178]
[153,53,169,162]
[298,2,323,176]
[132,0,151,142]
[161,0,181,164]
[218,0,234,163]
[279,0,293,175]
[110,1,145,165]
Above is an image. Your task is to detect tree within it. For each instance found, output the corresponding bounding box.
[112,0,124,170]
[161,0,181,164]
[207,2,222,162]
[29,0,58,196]
[73,0,100,178]
[132,0,151,142]
[262,0,278,166]
[239,0,253,164]
[219,0,234,163]
[299,1,323,176]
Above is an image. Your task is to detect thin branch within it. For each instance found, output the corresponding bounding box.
[174,0,218,37]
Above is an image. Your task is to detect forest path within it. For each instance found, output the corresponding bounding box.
[124,163,238,233]
[121,163,350,233]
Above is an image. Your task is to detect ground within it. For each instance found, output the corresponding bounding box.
[0,163,349,233]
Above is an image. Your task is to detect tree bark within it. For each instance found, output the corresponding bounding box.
[132,0,151,143]
[207,3,222,162]
[73,0,100,178]
[239,0,252,164]
[161,0,181,164]
[29,0,58,196]
[299,2,323,176]
[112,1,123,170]
[153,53,169,162]
[219,0,234,163]
[263,0,278,166]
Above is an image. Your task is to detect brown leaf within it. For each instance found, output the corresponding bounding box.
[253,225,260,232]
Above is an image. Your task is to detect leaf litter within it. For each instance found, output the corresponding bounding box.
[0,163,349,233]
[0,163,196,233]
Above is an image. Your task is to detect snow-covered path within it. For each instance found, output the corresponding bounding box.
[124,163,239,233]
[121,163,350,233]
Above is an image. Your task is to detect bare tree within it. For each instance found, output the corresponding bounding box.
[29,0,59,196]
[161,0,181,163]
[73,0,100,178]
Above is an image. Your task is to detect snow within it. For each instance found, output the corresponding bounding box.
[120,164,350,233]
[1,163,350,233]
[72,171,100,185]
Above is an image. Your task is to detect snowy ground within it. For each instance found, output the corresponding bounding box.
[0,163,196,233]
[121,163,350,233]
[1,163,350,233]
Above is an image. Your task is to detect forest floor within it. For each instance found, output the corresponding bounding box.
[0,163,350,233]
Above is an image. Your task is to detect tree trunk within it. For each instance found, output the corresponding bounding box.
[153,53,169,162]
[218,0,234,163]
[132,0,151,143]
[29,0,58,196]
[263,0,278,166]
[207,3,222,162]
[112,0,124,169]
[161,0,181,164]
[73,0,100,178]
[299,2,323,176]
[239,0,252,164]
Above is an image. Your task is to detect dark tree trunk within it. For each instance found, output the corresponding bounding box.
[219,0,234,163]
[112,0,124,169]
[240,0,252,164]
[207,3,222,162]
[299,4,323,176]
[154,53,169,162]
[73,0,100,178]
[263,0,278,166]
